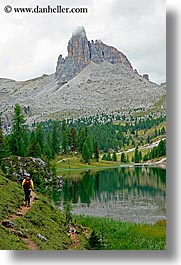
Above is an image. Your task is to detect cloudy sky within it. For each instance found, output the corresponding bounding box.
[0,0,165,84]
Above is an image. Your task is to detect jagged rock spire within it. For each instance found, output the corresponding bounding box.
[67,26,89,66]
[55,27,132,87]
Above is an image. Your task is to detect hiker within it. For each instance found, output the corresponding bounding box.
[22,174,34,207]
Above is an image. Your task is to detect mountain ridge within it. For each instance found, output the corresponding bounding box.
[0,27,166,126]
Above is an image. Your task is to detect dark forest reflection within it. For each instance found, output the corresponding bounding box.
[55,167,166,223]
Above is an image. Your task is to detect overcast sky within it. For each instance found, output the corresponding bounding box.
[0,0,165,84]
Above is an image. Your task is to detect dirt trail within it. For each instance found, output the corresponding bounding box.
[7,191,39,250]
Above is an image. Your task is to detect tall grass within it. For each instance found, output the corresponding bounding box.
[76,215,166,250]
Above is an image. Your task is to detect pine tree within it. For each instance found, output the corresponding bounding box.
[36,123,44,154]
[0,117,4,166]
[121,152,127,163]
[11,104,27,156]
[106,152,112,161]
[61,119,68,154]
[77,127,88,153]
[69,127,77,151]
[82,142,90,164]
[157,139,166,157]
[94,142,99,162]
[3,136,11,158]
[112,151,117,161]
[102,153,107,160]
[44,132,53,159]
[139,150,142,162]
[85,136,93,158]
[28,131,41,157]
[134,146,140,163]
[52,121,60,155]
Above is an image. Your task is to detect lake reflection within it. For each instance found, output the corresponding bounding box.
[56,167,166,223]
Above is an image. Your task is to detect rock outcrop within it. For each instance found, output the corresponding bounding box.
[55,26,132,87]
[0,27,166,124]
[143,74,149,81]
[2,156,50,184]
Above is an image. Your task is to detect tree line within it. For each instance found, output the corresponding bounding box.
[0,104,166,166]
[0,104,99,165]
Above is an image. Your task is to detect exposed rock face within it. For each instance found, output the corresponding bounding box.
[143,74,149,81]
[0,27,166,125]
[2,156,51,184]
[55,26,132,87]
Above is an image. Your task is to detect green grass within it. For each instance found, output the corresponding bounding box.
[14,195,72,250]
[0,170,24,220]
[0,170,166,250]
[0,171,88,250]
[55,154,120,171]
[76,216,166,250]
[0,171,28,249]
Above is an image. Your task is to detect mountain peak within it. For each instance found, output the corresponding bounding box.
[72,26,86,37]
[55,27,132,87]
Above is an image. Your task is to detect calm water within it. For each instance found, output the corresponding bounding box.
[54,166,166,223]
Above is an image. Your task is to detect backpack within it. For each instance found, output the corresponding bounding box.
[23,179,31,190]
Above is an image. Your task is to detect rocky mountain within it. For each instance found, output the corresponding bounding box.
[0,27,166,127]
[55,26,132,87]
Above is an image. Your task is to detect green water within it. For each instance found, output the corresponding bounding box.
[55,166,166,223]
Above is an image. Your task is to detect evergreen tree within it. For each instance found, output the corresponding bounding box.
[52,121,60,155]
[0,117,4,166]
[61,119,68,154]
[44,132,53,159]
[28,131,41,157]
[106,152,112,161]
[143,153,149,161]
[85,135,93,158]
[3,136,11,158]
[112,151,117,161]
[36,123,44,154]
[94,142,99,162]
[121,152,127,163]
[69,127,77,151]
[11,104,27,156]
[134,146,140,163]
[102,153,107,160]
[157,139,166,157]
[77,127,88,153]
[82,142,90,163]
[139,150,142,162]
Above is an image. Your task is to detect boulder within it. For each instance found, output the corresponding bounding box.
[2,220,18,228]
[37,233,47,241]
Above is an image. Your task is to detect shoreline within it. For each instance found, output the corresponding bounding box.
[56,158,166,172]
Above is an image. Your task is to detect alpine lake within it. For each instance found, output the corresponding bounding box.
[53,166,166,224]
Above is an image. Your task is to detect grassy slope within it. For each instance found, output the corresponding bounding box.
[0,170,27,249]
[0,170,166,250]
[0,171,87,250]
